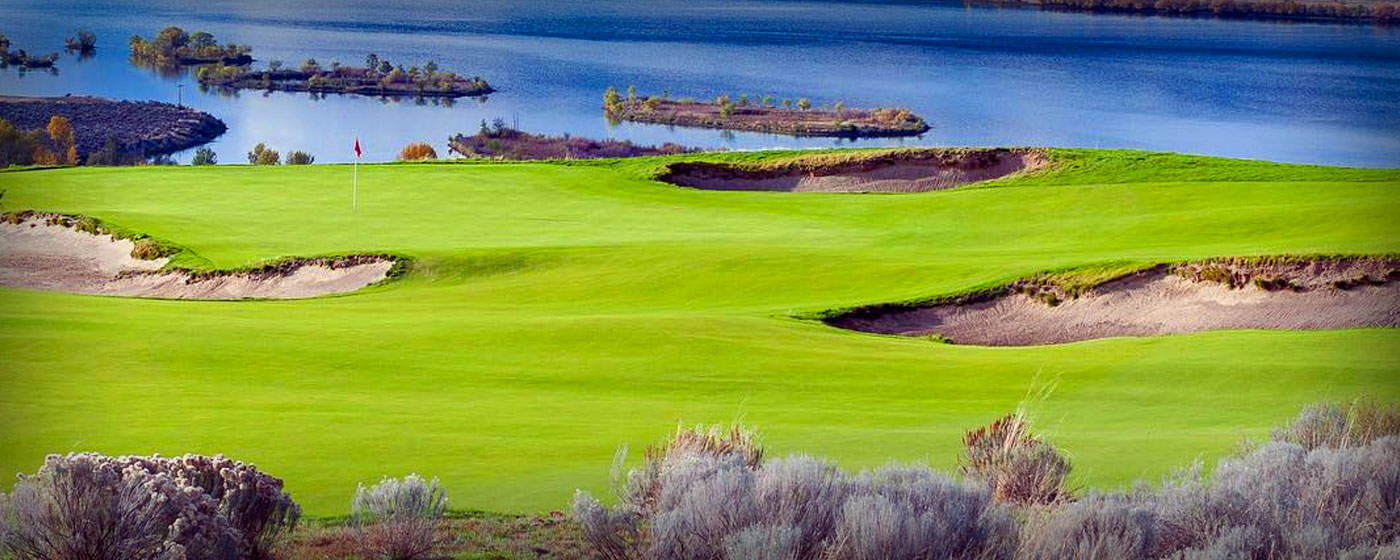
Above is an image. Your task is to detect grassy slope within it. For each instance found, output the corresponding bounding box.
[0,149,1397,515]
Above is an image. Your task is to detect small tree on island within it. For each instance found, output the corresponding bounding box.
[603,87,622,115]
[797,98,811,110]
[65,30,97,53]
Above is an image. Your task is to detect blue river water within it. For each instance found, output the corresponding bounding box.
[1,0,1398,166]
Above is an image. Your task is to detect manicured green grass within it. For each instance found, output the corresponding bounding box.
[0,149,1397,515]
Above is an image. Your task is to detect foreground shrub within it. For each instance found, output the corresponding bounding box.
[1019,436,1400,559]
[0,453,298,560]
[573,425,1016,559]
[1273,396,1400,450]
[152,454,302,559]
[398,142,438,161]
[0,453,240,560]
[960,412,1071,505]
[352,474,450,560]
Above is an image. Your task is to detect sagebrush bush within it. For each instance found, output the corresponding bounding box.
[1019,437,1400,559]
[154,454,302,560]
[0,453,297,560]
[576,401,1400,559]
[398,142,438,161]
[1274,396,1400,450]
[574,425,1015,560]
[960,412,1071,505]
[352,474,449,560]
[0,453,241,560]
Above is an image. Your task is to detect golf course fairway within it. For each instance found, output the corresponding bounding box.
[0,149,1397,515]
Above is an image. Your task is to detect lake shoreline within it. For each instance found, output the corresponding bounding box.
[0,95,226,159]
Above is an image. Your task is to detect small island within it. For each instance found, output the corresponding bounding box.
[197,54,493,98]
[603,88,929,138]
[128,26,252,68]
[65,30,97,54]
[449,120,698,160]
[0,96,226,163]
[0,33,58,69]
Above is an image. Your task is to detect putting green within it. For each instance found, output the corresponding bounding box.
[0,149,1397,515]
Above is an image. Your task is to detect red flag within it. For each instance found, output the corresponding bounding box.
[353,138,362,158]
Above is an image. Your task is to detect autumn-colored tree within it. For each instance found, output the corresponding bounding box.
[398,142,438,161]
[46,116,78,165]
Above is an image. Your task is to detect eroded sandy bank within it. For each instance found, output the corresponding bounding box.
[825,258,1400,346]
[0,214,394,299]
[657,148,1049,193]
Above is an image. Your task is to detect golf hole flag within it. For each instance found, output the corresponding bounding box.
[352,138,361,211]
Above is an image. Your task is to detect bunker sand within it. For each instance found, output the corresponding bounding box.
[0,216,392,299]
[826,259,1400,346]
[658,148,1048,193]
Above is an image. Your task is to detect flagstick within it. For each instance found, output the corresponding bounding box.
[352,159,358,212]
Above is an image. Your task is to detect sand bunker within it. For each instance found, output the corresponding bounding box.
[657,148,1048,193]
[826,258,1400,346]
[0,214,394,299]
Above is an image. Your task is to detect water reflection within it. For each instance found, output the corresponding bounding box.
[0,0,1396,166]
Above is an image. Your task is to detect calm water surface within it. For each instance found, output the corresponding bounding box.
[1,0,1397,166]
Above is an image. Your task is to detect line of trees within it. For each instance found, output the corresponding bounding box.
[0,116,76,167]
[246,143,314,165]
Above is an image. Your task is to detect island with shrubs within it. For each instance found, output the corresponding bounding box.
[128,26,252,68]
[603,87,929,138]
[196,53,493,98]
[64,30,97,54]
[449,119,697,160]
[0,33,58,69]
